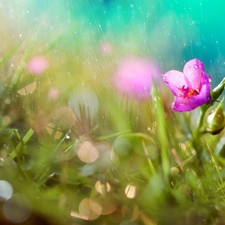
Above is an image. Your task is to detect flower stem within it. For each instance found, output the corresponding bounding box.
[191,77,225,174]
[198,108,207,132]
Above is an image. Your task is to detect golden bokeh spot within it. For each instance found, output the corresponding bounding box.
[125,184,136,199]
[17,81,37,95]
[77,140,99,163]
[46,122,63,139]
[78,198,101,220]
[95,180,111,194]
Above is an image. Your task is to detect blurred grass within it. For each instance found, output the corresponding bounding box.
[0,1,225,225]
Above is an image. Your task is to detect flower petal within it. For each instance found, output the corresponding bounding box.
[163,70,187,96]
[183,59,204,91]
[172,83,211,112]
[163,58,211,112]
[183,58,204,72]
[172,97,197,112]
[201,72,211,87]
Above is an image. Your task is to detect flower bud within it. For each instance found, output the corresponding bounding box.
[210,78,225,101]
[206,102,225,135]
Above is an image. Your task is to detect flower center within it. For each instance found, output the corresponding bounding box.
[187,89,199,97]
[180,86,199,98]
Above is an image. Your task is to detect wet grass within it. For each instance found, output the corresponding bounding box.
[1,2,225,224]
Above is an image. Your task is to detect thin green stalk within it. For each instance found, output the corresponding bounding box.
[6,129,34,163]
[0,36,28,68]
[153,85,170,183]
[10,29,39,88]
[142,140,156,175]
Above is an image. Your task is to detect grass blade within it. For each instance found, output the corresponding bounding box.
[153,85,170,182]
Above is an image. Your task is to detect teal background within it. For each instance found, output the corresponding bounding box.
[2,0,225,86]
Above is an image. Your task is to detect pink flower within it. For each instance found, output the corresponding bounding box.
[113,56,161,100]
[27,56,49,75]
[163,59,211,112]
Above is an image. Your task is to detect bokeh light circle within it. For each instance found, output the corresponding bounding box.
[3,193,32,223]
[0,180,13,201]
